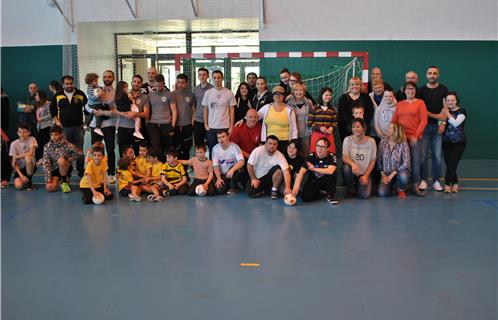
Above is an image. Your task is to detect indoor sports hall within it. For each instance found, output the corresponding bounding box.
[1,0,497,319]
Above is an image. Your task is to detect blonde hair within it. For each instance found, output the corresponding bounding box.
[391,123,407,144]
[348,77,362,89]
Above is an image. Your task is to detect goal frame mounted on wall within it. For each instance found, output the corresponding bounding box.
[174,51,369,91]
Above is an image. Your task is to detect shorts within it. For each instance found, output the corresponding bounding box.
[13,166,37,179]
[51,165,73,179]
[119,187,132,196]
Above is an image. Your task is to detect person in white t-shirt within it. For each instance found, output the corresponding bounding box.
[9,123,37,191]
[212,129,245,195]
[246,135,292,199]
[202,70,236,156]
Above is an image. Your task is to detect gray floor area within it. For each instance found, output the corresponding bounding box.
[2,160,497,320]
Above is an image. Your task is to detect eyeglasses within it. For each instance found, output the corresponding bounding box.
[316,144,327,148]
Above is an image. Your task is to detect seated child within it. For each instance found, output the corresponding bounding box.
[117,156,142,202]
[180,145,215,196]
[160,149,188,196]
[79,146,113,204]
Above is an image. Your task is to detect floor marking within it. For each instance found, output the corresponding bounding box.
[1,199,48,223]
[240,262,261,267]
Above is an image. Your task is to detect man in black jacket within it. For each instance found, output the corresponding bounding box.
[50,75,88,177]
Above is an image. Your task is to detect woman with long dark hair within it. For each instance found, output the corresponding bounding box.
[308,87,338,154]
[234,82,252,123]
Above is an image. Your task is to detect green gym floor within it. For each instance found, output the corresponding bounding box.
[1,160,497,320]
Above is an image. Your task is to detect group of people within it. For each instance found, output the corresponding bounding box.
[0,64,467,205]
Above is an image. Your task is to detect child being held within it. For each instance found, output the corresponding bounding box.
[85,73,110,137]
[115,81,144,140]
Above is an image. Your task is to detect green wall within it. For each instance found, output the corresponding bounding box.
[2,42,497,159]
[1,45,63,137]
[261,41,498,160]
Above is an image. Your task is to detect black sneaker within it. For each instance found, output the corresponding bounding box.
[271,190,279,200]
[327,195,339,205]
[25,180,34,191]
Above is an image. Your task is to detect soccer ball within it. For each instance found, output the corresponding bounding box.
[284,194,296,206]
[195,184,207,196]
[92,192,105,205]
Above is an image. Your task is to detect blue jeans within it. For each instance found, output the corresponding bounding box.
[409,139,423,185]
[421,122,442,182]
[63,126,85,176]
[378,169,410,197]
[342,164,372,199]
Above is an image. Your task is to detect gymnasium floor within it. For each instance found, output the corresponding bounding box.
[2,160,497,320]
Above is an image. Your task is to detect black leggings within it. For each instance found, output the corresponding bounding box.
[147,123,173,160]
[80,185,114,204]
[301,173,337,202]
[193,121,206,147]
[442,142,466,185]
[117,127,140,157]
[188,178,216,196]
[36,127,50,161]
[174,124,194,162]
[1,141,12,182]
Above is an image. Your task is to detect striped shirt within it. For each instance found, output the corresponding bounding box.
[307,105,338,132]
[161,162,186,184]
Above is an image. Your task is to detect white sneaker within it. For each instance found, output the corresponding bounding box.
[133,131,145,140]
[94,128,104,136]
[433,180,443,191]
[418,180,427,190]
[108,175,116,184]
[128,193,142,202]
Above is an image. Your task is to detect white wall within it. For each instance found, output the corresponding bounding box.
[1,0,497,47]
[1,0,65,46]
[260,0,498,41]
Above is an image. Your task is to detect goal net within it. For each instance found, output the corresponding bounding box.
[175,52,368,104]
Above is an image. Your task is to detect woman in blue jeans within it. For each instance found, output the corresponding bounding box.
[342,118,377,199]
[377,123,411,198]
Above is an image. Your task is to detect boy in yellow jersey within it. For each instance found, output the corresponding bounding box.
[117,156,142,202]
[79,146,113,204]
[134,141,150,182]
[85,141,107,167]
[160,149,188,196]
[140,147,164,202]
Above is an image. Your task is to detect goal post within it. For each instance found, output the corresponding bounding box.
[174,51,369,102]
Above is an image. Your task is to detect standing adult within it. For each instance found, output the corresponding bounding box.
[279,68,291,96]
[193,68,214,147]
[50,75,87,177]
[396,71,419,101]
[234,82,252,123]
[202,70,236,156]
[418,66,449,191]
[287,72,315,105]
[342,118,377,199]
[141,66,157,94]
[246,135,292,199]
[391,81,428,196]
[17,83,38,130]
[251,76,273,111]
[90,70,117,183]
[255,86,298,153]
[35,90,53,161]
[338,77,374,142]
[292,137,339,204]
[441,92,467,193]
[246,72,258,101]
[48,80,62,99]
[286,81,313,156]
[147,74,177,159]
[307,87,338,154]
[1,87,10,134]
[367,67,393,93]
[115,74,150,155]
[173,73,195,162]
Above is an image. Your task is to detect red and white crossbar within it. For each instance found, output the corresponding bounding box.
[174,51,369,87]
